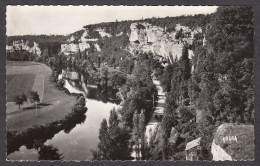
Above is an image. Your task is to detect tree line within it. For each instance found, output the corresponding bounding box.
[92,52,164,160]
[151,6,254,160]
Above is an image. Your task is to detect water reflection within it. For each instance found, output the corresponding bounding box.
[45,99,119,160]
[7,146,38,160]
[7,106,87,160]
[7,145,63,161]
[38,145,63,160]
[62,69,120,104]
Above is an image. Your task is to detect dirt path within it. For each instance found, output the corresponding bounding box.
[6,61,77,132]
[145,77,166,145]
[131,76,166,159]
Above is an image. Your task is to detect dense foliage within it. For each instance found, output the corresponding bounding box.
[156,6,254,160]
[94,52,163,160]
[145,14,211,32]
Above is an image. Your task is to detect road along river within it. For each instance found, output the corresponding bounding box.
[145,77,166,145]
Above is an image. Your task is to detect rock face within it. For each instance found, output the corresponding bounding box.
[6,40,41,56]
[128,22,201,62]
[211,123,254,161]
[61,29,103,55]
[79,29,99,42]
[96,28,112,38]
[60,22,200,61]
[7,21,202,61]
[61,43,81,55]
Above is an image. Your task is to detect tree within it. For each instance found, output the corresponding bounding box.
[132,110,140,159]
[110,73,127,88]
[38,145,63,160]
[42,48,49,64]
[180,45,191,81]
[160,64,174,92]
[57,79,65,89]
[174,45,191,105]
[139,109,146,156]
[13,93,27,109]
[29,91,40,116]
[95,108,131,160]
[100,65,109,86]
[108,108,120,130]
[29,91,40,105]
[77,96,86,106]
[131,109,146,160]
[160,113,175,160]
[97,119,109,160]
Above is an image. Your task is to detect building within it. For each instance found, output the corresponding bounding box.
[185,137,201,161]
[62,70,79,81]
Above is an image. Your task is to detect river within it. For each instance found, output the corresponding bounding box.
[7,70,120,160]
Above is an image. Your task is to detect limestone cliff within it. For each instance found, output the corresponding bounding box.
[7,20,203,61]
[61,28,103,55]
[128,22,201,62]
[96,27,112,38]
[60,22,200,62]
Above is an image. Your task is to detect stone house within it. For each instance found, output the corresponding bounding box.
[185,137,201,161]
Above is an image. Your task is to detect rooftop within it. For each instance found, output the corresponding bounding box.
[185,137,201,151]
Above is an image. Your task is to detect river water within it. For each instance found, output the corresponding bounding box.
[7,70,119,160]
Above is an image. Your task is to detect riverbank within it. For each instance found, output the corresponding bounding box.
[6,61,77,132]
[7,70,120,160]
[7,96,87,156]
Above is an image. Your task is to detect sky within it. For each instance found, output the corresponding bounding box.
[6,6,218,36]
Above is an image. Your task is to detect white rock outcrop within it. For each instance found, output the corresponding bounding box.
[94,43,101,52]
[128,22,201,63]
[80,31,89,42]
[211,140,233,161]
[67,35,76,43]
[79,42,91,52]
[7,40,41,55]
[61,42,91,55]
[61,43,79,55]
[116,32,123,36]
[96,28,112,38]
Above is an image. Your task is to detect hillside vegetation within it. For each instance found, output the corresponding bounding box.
[156,6,254,160]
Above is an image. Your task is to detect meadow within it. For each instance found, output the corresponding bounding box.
[6,61,77,132]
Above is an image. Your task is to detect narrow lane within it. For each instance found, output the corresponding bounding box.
[145,77,166,145]
[131,76,166,159]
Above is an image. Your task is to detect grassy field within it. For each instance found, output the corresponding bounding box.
[6,74,36,102]
[6,61,77,132]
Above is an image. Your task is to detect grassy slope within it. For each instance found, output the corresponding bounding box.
[6,74,35,102]
[6,61,77,132]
